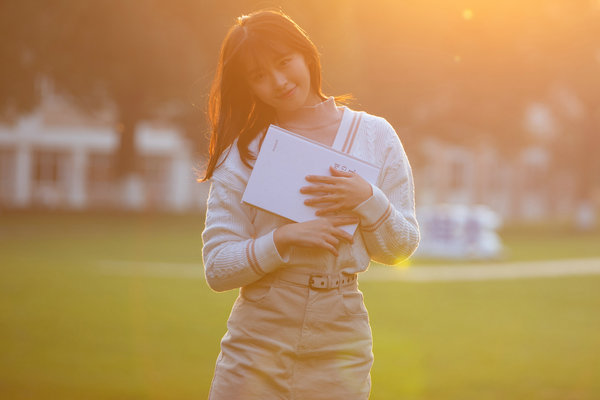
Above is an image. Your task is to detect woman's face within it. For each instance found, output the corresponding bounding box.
[245,50,320,114]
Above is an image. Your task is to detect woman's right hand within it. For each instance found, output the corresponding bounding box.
[273,215,357,257]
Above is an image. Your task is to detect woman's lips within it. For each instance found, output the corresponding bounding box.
[278,86,296,99]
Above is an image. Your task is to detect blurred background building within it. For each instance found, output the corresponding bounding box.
[0,0,598,227]
[0,80,209,212]
[0,80,579,222]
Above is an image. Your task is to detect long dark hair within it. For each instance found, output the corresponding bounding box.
[201,9,328,181]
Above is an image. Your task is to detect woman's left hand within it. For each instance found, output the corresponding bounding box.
[301,166,373,216]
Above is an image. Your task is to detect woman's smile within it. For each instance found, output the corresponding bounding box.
[277,86,297,99]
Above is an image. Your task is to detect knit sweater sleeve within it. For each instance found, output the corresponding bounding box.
[201,159,287,292]
[353,119,420,265]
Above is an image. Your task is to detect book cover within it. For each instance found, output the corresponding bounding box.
[241,124,380,235]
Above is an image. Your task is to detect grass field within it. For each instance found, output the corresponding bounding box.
[1,211,599,399]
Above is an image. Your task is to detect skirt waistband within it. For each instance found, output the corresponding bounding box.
[275,270,357,290]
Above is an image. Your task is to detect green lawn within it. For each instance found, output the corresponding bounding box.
[1,211,599,399]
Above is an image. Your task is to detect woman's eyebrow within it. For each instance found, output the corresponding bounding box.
[277,52,293,59]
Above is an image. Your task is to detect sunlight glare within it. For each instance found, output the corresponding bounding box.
[393,258,412,270]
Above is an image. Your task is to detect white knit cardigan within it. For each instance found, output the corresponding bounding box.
[202,109,420,292]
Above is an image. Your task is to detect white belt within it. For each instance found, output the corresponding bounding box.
[276,270,357,290]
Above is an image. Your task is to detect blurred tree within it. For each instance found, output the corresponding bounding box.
[540,0,600,226]
[351,1,555,153]
[0,0,49,120]
[42,0,207,179]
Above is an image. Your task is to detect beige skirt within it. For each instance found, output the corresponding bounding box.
[209,270,374,400]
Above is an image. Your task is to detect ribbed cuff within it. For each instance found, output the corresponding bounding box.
[252,230,289,274]
[353,184,392,231]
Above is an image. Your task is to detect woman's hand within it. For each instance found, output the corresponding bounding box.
[301,166,373,216]
[273,215,357,257]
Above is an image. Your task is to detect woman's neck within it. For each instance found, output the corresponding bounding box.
[276,96,342,131]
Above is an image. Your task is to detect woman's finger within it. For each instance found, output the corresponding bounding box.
[323,234,340,248]
[300,184,335,195]
[305,175,340,184]
[304,195,340,206]
[315,204,344,216]
[333,229,354,243]
[320,242,338,256]
[329,166,354,177]
[326,224,354,242]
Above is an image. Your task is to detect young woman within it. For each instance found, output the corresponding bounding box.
[201,9,419,399]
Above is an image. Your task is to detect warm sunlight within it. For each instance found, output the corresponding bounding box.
[462,8,474,20]
[1,2,599,399]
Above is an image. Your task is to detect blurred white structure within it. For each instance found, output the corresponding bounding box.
[0,87,209,212]
[414,137,579,222]
[0,87,592,224]
[414,204,503,260]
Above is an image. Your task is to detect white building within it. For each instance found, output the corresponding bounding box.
[414,138,577,222]
[0,90,209,212]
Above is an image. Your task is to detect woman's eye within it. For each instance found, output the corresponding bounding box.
[251,72,265,81]
[280,57,292,66]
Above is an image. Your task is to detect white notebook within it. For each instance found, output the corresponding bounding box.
[241,124,380,235]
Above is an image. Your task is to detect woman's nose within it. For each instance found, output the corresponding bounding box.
[271,71,288,87]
